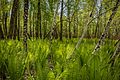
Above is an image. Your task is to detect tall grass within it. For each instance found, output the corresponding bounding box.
[0,39,119,80]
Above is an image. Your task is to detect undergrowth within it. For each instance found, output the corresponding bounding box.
[0,39,119,80]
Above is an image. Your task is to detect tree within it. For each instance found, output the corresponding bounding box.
[36,0,42,39]
[67,0,72,39]
[0,23,4,39]
[17,0,20,41]
[23,0,29,52]
[8,0,19,39]
[92,0,120,55]
[60,0,64,40]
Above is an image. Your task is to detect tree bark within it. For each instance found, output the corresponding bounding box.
[68,0,71,39]
[60,0,63,40]
[13,9,18,40]
[29,7,32,37]
[17,1,20,41]
[8,0,19,39]
[24,0,29,52]
[33,11,35,39]
[0,24,4,39]
[3,12,7,39]
[44,20,47,39]
[39,0,42,39]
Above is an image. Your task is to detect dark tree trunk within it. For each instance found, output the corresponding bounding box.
[0,24,4,39]
[23,0,29,52]
[65,22,68,38]
[73,16,76,38]
[13,10,18,40]
[68,15,71,39]
[8,0,19,39]
[3,12,7,39]
[33,11,35,39]
[43,1,47,39]
[36,0,42,39]
[29,8,32,37]
[0,3,4,39]
[60,0,63,40]
[17,2,20,41]
[39,0,42,39]
[68,0,71,39]
[36,18,39,39]
[76,16,78,38]
[5,13,7,38]
[44,20,47,39]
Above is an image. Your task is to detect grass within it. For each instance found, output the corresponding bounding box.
[0,39,120,80]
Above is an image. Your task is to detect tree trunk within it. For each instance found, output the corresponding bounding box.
[8,0,19,39]
[68,0,71,39]
[3,12,7,39]
[13,10,18,40]
[29,7,32,37]
[39,0,42,39]
[0,24,4,39]
[33,11,35,39]
[36,10,39,39]
[23,0,29,52]
[65,22,68,38]
[17,2,20,41]
[36,0,42,39]
[44,20,47,39]
[73,16,76,38]
[60,0,63,40]
[76,16,78,38]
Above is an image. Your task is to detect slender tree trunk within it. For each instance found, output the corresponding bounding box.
[68,0,71,39]
[35,20,39,39]
[60,0,63,40]
[5,13,7,38]
[2,12,5,38]
[68,14,71,39]
[3,12,7,39]
[65,21,68,38]
[76,16,78,38]
[13,10,18,40]
[43,1,47,39]
[29,8,32,37]
[24,0,29,52]
[95,18,100,38]
[8,0,19,39]
[39,0,42,38]
[17,2,20,41]
[0,24,4,39]
[33,11,35,39]
[36,13,39,38]
[32,12,35,39]
[1,0,8,39]
[73,16,76,38]
[36,0,42,39]
[0,1,4,39]
[44,20,47,39]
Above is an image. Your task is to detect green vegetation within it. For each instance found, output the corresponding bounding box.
[0,39,119,80]
[0,0,120,80]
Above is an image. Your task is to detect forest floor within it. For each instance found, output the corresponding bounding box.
[0,39,120,80]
